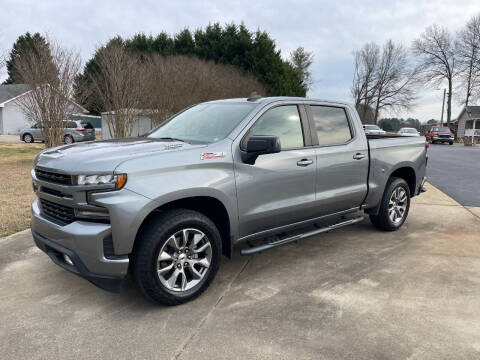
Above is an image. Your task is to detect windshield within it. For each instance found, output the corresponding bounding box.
[402,128,417,133]
[365,125,380,130]
[432,127,450,132]
[148,103,255,143]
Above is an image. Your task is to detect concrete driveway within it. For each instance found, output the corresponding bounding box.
[427,144,480,206]
[1,184,480,359]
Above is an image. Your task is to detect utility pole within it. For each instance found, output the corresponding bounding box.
[440,88,446,126]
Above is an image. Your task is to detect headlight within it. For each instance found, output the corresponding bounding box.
[73,173,127,190]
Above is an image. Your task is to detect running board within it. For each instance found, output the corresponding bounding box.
[240,216,364,255]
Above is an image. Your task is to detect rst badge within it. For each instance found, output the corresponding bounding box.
[200,152,226,160]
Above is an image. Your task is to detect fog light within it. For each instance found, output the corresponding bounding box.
[63,254,74,266]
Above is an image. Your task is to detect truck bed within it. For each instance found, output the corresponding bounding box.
[363,135,427,211]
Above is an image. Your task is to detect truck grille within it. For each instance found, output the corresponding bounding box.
[40,199,75,224]
[35,169,72,185]
[438,134,450,139]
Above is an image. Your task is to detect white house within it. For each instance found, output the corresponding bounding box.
[0,84,87,135]
[101,109,169,140]
[456,106,480,141]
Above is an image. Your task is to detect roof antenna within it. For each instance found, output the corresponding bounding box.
[247,91,261,101]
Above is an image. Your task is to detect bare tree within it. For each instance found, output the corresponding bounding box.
[289,47,314,92]
[144,54,267,125]
[456,14,480,106]
[412,25,457,125]
[371,40,418,123]
[352,41,418,124]
[351,42,380,122]
[88,44,146,138]
[13,38,81,147]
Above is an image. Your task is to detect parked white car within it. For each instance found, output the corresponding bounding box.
[397,127,420,137]
[363,124,386,135]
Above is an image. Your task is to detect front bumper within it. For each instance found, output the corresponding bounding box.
[31,199,129,292]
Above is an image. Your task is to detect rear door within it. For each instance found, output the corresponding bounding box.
[234,103,317,238]
[306,103,369,215]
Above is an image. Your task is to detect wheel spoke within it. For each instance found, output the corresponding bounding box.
[189,265,203,279]
[182,229,189,247]
[194,242,211,254]
[158,263,174,275]
[158,251,173,262]
[191,257,210,268]
[193,232,205,245]
[180,271,187,291]
[167,235,181,250]
[167,269,180,288]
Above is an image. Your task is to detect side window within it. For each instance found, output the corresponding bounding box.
[66,121,77,129]
[249,105,304,149]
[311,106,352,146]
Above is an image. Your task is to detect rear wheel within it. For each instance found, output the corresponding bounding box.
[64,135,74,144]
[132,209,221,305]
[23,133,33,143]
[370,177,410,231]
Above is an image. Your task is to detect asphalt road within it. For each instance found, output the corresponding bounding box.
[1,184,480,359]
[427,144,480,206]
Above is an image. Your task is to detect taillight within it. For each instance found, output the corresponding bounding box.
[76,128,86,132]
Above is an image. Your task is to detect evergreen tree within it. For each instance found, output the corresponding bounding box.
[74,23,307,113]
[4,32,51,84]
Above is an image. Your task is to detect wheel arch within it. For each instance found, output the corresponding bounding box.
[134,196,233,258]
[365,165,416,216]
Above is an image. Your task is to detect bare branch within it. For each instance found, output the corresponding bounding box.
[12,37,81,147]
[412,25,456,124]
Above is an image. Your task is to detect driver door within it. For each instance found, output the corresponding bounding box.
[234,104,317,238]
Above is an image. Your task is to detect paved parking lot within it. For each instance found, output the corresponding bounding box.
[1,184,480,359]
[427,144,480,206]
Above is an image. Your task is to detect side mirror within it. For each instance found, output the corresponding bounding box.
[241,135,281,164]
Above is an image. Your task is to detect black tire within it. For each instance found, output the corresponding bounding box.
[131,209,221,306]
[64,135,74,144]
[431,140,436,144]
[23,133,34,143]
[449,141,453,145]
[369,177,410,231]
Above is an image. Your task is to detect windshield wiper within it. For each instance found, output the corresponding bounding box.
[155,137,188,143]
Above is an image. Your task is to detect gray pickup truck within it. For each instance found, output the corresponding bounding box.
[31,96,427,305]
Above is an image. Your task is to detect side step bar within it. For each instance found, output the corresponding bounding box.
[240,216,364,255]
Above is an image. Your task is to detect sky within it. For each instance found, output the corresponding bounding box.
[1,0,478,122]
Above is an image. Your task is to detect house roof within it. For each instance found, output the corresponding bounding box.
[0,84,30,106]
[466,106,480,119]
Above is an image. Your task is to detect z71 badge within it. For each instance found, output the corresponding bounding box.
[200,152,226,160]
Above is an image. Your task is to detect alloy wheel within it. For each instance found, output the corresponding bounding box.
[388,187,407,224]
[157,228,212,292]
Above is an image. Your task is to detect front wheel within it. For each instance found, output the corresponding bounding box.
[23,133,34,143]
[370,177,410,231]
[449,141,453,145]
[132,209,221,305]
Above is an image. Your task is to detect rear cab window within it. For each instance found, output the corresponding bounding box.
[309,105,353,146]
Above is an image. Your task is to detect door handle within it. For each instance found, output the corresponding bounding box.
[297,159,314,166]
[353,153,365,160]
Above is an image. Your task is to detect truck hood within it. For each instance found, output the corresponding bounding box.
[34,138,205,173]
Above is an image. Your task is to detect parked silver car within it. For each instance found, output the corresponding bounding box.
[20,120,96,144]
[363,124,386,135]
[397,127,420,136]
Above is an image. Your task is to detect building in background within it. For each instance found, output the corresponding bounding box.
[101,109,168,139]
[456,106,480,141]
[0,84,87,134]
